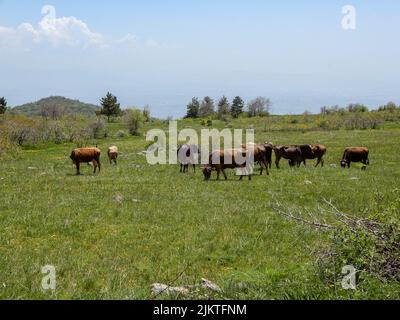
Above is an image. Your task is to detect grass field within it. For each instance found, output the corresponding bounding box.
[1,119,400,300]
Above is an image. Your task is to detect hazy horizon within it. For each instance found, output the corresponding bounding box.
[1,0,399,118]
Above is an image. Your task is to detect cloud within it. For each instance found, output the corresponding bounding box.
[0,5,133,49]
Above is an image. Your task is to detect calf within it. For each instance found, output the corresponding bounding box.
[177,144,199,173]
[341,147,369,169]
[70,147,101,175]
[203,149,254,181]
[108,146,119,165]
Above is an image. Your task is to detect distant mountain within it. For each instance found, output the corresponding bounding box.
[12,96,100,117]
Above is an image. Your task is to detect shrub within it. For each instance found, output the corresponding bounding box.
[116,130,127,138]
[87,119,106,139]
[125,109,144,136]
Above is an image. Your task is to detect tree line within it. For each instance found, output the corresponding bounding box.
[320,102,400,115]
[185,96,272,120]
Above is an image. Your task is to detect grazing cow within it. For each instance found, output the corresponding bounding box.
[108,146,119,165]
[341,147,369,169]
[177,144,199,173]
[274,146,303,168]
[203,149,254,181]
[242,143,272,175]
[70,147,101,175]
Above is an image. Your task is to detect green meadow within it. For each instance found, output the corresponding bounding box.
[0,117,400,300]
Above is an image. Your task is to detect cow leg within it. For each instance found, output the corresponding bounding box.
[216,168,221,180]
[97,158,101,173]
[92,160,98,174]
[193,164,196,173]
[275,156,281,169]
[76,162,81,175]
[222,169,228,180]
[262,160,269,176]
[315,158,321,168]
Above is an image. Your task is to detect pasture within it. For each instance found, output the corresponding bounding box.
[0,121,399,299]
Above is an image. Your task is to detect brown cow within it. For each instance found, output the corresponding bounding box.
[70,147,101,175]
[275,144,327,168]
[242,143,271,176]
[341,147,369,169]
[108,146,119,165]
[203,149,254,181]
[274,146,303,168]
[298,144,327,167]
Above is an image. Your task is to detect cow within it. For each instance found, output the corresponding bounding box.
[242,143,272,175]
[203,149,254,181]
[341,147,369,169]
[299,144,327,167]
[108,146,119,165]
[274,146,303,168]
[177,144,200,173]
[70,147,101,175]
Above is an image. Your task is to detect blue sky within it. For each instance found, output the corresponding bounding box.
[0,0,399,118]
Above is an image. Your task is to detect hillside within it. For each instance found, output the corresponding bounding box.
[11,96,100,117]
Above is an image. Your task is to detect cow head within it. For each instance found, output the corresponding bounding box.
[202,166,212,181]
[70,151,76,164]
[341,160,348,168]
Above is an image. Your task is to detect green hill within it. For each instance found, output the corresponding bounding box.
[12,96,100,117]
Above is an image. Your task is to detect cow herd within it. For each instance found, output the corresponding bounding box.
[69,143,370,179]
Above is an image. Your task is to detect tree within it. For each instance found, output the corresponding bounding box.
[185,97,200,119]
[347,103,368,113]
[378,102,398,112]
[125,108,144,136]
[0,97,7,114]
[247,97,272,117]
[217,96,230,118]
[100,92,121,122]
[40,101,65,120]
[199,96,215,117]
[231,96,244,118]
[143,105,151,122]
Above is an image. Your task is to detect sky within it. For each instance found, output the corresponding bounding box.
[0,0,399,118]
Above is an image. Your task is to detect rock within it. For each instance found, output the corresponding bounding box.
[113,195,124,203]
[304,180,313,185]
[151,283,190,296]
[151,278,221,296]
[200,279,221,292]
[330,164,338,168]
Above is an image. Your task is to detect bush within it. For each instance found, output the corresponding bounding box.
[116,130,127,138]
[86,119,106,139]
[125,109,144,136]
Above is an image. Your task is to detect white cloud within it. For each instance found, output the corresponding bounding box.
[0,5,133,49]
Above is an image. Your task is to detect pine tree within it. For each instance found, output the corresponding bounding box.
[217,96,230,118]
[100,92,121,122]
[199,96,215,117]
[0,97,7,114]
[185,97,200,118]
[231,96,244,118]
